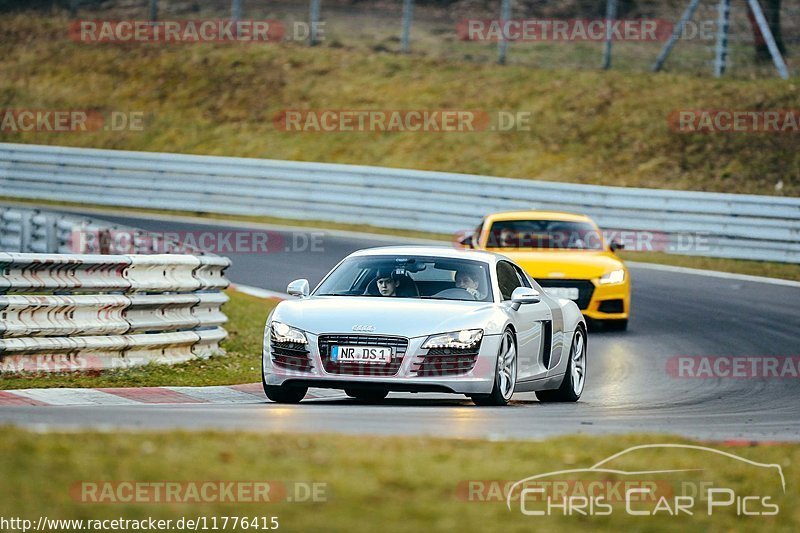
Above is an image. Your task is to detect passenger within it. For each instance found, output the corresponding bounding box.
[455,269,481,299]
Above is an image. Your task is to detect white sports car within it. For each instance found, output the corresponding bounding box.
[262,246,587,406]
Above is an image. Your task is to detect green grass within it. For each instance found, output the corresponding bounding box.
[0,428,797,532]
[0,14,797,196]
[0,289,276,390]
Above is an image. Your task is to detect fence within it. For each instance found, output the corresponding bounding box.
[54,0,798,79]
[0,142,798,263]
[0,252,231,373]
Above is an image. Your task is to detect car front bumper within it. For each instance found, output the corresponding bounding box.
[263,332,503,395]
[582,280,630,321]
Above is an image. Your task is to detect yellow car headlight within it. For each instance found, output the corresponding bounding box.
[599,269,626,285]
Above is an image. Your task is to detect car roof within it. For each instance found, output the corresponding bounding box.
[484,210,595,223]
[348,245,500,264]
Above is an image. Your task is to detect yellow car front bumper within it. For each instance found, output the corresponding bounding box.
[581,280,630,321]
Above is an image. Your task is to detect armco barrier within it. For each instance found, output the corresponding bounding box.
[0,205,201,255]
[0,143,797,263]
[0,253,231,373]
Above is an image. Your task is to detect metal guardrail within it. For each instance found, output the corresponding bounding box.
[0,252,231,373]
[0,142,798,263]
[0,205,209,255]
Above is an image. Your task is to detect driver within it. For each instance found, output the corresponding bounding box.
[455,268,481,299]
[374,268,401,297]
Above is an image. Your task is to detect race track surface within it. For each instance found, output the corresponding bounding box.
[1,211,798,441]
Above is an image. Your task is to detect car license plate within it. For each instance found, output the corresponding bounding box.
[544,287,580,300]
[331,345,393,363]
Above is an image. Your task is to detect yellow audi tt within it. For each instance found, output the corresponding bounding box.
[466,211,631,330]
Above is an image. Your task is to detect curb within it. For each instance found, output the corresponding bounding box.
[0,384,346,406]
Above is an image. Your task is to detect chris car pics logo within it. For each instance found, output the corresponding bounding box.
[506,444,785,518]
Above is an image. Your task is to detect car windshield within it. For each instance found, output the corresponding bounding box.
[486,220,604,250]
[314,256,493,302]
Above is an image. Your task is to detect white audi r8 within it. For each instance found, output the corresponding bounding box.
[262,246,587,406]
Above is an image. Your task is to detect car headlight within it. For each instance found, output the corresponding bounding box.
[423,329,483,350]
[599,269,626,285]
[270,321,308,345]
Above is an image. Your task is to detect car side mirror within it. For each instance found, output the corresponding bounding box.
[459,233,474,249]
[287,279,310,298]
[510,287,540,310]
[610,240,625,252]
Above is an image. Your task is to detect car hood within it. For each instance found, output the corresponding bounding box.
[490,249,625,280]
[272,296,503,338]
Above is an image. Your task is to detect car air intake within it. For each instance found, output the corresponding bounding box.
[598,299,625,314]
[415,344,481,377]
[271,340,313,373]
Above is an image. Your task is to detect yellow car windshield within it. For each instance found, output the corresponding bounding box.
[486,220,604,250]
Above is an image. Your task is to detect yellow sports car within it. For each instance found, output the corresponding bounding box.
[466,211,630,330]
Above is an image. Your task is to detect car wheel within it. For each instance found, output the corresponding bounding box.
[345,388,389,403]
[536,326,586,403]
[472,329,517,407]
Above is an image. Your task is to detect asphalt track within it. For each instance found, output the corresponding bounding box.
[1,210,799,441]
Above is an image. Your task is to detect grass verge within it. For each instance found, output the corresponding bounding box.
[619,251,800,282]
[0,289,276,390]
[0,428,796,532]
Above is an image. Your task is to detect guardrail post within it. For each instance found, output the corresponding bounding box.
[44,214,58,253]
[19,211,33,253]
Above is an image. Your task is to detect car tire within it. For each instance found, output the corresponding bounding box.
[262,381,308,404]
[472,329,517,407]
[345,388,389,403]
[536,326,586,403]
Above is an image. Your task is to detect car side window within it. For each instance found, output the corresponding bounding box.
[497,261,523,301]
[511,264,532,288]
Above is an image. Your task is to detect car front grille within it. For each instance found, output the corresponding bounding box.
[318,334,407,376]
[535,279,595,310]
[271,340,313,372]
[415,345,481,377]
